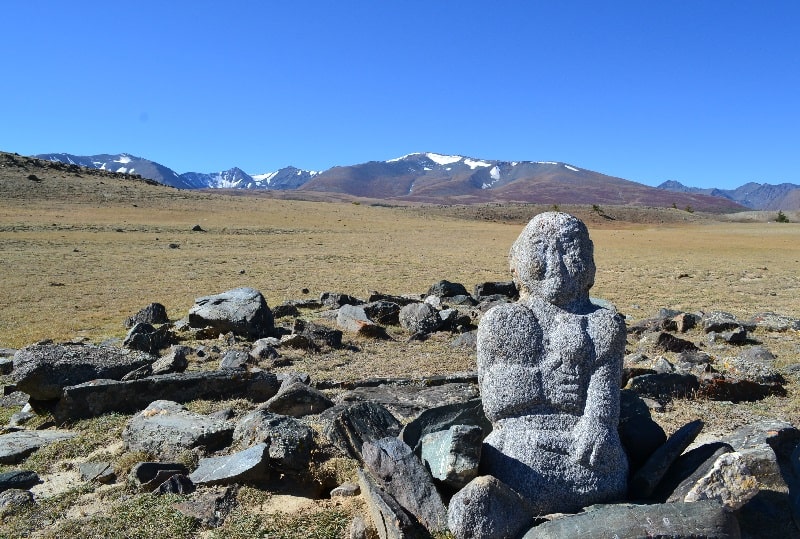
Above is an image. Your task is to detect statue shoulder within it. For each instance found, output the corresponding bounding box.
[478,302,542,365]
[479,302,539,334]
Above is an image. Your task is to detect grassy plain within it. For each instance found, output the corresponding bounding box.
[1,154,800,537]
[2,185,799,349]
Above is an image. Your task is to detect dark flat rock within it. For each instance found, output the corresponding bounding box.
[629,419,704,500]
[0,429,77,464]
[52,369,280,422]
[521,500,740,539]
[0,470,40,492]
[12,343,154,400]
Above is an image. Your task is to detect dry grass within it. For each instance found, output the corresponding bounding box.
[1,191,798,348]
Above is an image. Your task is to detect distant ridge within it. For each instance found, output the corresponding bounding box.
[657,180,800,210]
[32,150,760,211]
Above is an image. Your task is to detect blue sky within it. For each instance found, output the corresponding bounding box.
[2,1,798,188]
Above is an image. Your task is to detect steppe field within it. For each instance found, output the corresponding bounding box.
[2,167,799,350]
[1,155,800,537]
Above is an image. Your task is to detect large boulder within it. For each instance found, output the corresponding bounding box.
[12,343,154,400]
[188,287,274,339]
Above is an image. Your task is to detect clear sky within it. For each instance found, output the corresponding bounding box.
[2,1,798,188]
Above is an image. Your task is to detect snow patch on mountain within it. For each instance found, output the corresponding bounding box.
[426,153,463,166]
[464,158,492,169]
[387,153,419,163]
[252,171,279,184]
[564,164,579,172]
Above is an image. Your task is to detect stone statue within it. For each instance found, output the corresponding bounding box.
[477,211,628,515]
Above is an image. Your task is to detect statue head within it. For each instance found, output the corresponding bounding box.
[509,212,595,308]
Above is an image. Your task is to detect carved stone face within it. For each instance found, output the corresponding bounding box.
[509,212,596,307]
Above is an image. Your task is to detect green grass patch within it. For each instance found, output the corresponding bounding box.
[24,413,129,474]
[42,493,198,539]
[211,507,352,539]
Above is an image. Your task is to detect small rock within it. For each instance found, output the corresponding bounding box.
[427,280,469,298]
[189,443,270,486]
[262,382,333,417]
[474,281,518,300]
[129,462,190,490]
[188,287,274,339]
[626,372,700,401]
[747,312,800,332]
[0,470,40,492]
[153,474,195,495]
[219,349,252,370]
[124,303,169,329]
[448,475,533,539]
[330,482,360,497]
[655,331,698,353]
[173,485,237,528]
[0,430,77,465]
[123,322,175,355]
[232,410,315,475]
[521,500,740,539]
[78,462,115,484]
[362,301,401,325]
[122,400,233,459]
[629,419,704,499]
[0,489,34,512]
[320,402,401,460]
[420,424,482,489]
[399,303,441,334]
[357,468,422,538]
[249,339,280,362]
[703,311,750,333]
[683,452,759,510]
[272,303,300,319]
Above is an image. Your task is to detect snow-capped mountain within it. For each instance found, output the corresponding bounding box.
[180,166,320,190]
[35,153,319,191]
[32,150,767,211]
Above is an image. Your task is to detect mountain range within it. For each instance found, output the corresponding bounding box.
[33,151,797,211]
[656,180,800,211]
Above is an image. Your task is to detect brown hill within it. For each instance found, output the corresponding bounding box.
[300,156,746,212]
